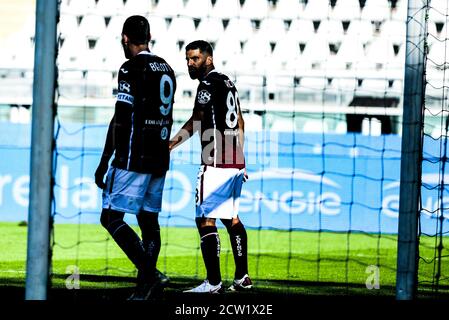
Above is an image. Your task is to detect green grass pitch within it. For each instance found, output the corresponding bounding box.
[0,222,447,301]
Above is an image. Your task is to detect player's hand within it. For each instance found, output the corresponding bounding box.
[243,168,248,182]
[94,161,108,189]
[168,140,176,152]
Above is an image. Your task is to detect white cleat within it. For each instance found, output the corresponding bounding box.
[184,280,223,294]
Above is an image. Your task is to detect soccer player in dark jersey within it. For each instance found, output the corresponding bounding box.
[94,15,176,300]
[169,40,252,293]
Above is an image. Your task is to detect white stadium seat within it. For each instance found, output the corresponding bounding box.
[78,14,106,39]
[168,16,196,42]
[270,0,304,20]
[66,0,96,15]
[210,0,241,19]
[183,0,212,18]
[301,0,331,20]
[225,18,254,42]
[289,19,315,42]
[59,14,79,38]
[346,20,374,42]
[317,19,345,42]
[95,0,123,16]
[240,0,269,20]
[259,18,287,43]
[154,0,184,18]
[123,0,152,15]
[196,17,225,42]
[331,0,361,20]
[361,0,391,21]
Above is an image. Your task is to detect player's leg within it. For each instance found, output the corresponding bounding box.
[221,216,252,291]
[100,208,148,274]
[221,168,252,291]
[101,167,159,299]
[185,217,223,293]
[137,212,161,274]
[129,172,170,300]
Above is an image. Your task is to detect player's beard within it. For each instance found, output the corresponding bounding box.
[188,64,207,80]
[122,39,132,59]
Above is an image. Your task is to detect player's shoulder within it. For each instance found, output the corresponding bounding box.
[118,59,132,76]
[204,71,235,88]
[202,71,234,88]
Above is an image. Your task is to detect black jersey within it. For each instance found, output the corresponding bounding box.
[110,51,176,174]
[193,70,245,169]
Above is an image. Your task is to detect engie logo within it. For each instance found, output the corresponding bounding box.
[382,174,449,220]
[239,168,342,216]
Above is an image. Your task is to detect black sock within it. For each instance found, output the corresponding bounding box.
[225,221,249,279]
[137,212,161,274]
[100,209,149,277]
[199,226,221,285]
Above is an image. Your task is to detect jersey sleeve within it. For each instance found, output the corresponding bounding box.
[114,64,134,122]
[193,80,214,112]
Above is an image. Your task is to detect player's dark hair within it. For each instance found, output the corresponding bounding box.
[122,15,151,45]
[185,40,213,57]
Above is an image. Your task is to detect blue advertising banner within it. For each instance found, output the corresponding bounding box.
[0,122,447,234]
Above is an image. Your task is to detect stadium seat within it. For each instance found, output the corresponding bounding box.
[106,15,126,34]
[95,0,123,17]
[259,18,287,43]
[58,34,89,70]
[151,36,181,70]
[147,16,169,41]
[58,14,79,38]
[225,18,254,42]
[240,0,269,20]
[270,0,303,19]
[168,16,196,43]
[302,36,330,68]
[381,20,406,44]
[289,19,314,42]
[346,20,374,42]
[183,0,212,18]
[331,0,361,20]
[78,14,106,39]
[154,0,184,18]
[271,35,301,72]
[241,35,272,70]
[361,0,391,21]
[302,0,331,20]
[364,37,395,70]
[94,34,123,71]
[317,19,345,43]
[66,0,96,16]
[210,0,241,19]
[391,0,407,21]
[123,0,152,15]
[195,17,224,42]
